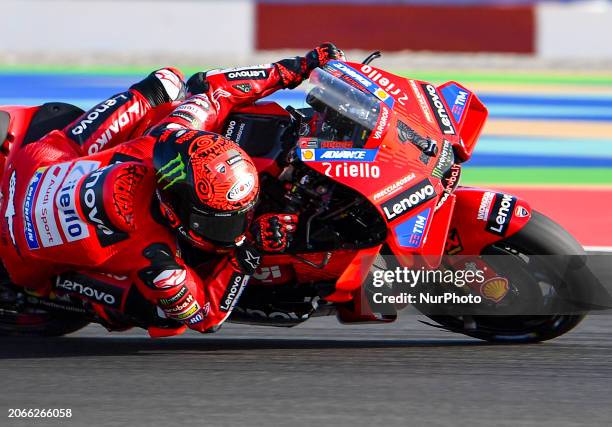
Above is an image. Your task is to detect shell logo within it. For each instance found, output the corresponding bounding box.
[301,149,315,162]
[481,277,510,303]
[374,88,390,102]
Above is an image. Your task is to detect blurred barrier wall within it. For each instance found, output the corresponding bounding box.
[256,2,536,54]
[257,0,612,59]
[2,0,611,59]
[537,1,612,59]
[2,0,254,56]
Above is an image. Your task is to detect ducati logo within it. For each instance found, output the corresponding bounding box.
[515,206,530,218]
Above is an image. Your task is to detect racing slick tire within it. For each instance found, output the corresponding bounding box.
[424,210,598,343]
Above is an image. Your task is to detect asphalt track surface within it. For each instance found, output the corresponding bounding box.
[2,304,612,426]
[4,256,612,426]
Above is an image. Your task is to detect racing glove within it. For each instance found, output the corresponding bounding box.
[305,42,346,71]
[276,42,345,89]
[251,214,298,253]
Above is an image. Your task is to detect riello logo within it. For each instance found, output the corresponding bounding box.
[360,65,409,106]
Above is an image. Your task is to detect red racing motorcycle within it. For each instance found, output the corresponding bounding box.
[0,57,604,342]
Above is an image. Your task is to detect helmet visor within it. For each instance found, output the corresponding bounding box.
[188,208,251,246]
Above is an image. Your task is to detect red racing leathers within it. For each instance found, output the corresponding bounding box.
[0,52,327,335]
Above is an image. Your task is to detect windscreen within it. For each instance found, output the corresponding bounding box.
[304,67,383,146]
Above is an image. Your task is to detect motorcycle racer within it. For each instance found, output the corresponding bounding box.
[0,43,344,335]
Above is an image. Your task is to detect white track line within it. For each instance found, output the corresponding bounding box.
[584,246,612,252]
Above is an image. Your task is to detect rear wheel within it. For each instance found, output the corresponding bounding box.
[423,211,594,343]
[0,281,89,337]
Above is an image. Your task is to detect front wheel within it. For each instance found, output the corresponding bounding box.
[424,211,599,343]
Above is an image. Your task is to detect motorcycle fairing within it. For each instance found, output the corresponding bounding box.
[438,81,488,161]
[292,65,455,265]
[328,244,382,303]
[0,103,91,180]
[22,102,85,146]
[0,106,39,180]
[445,187,532,255]
[290,64,528,279]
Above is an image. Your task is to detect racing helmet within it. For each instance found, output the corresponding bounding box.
[153,129,259,249]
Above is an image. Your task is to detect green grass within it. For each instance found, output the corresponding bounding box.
[394,71,612,86]
[1,64,612,86]
[0,64,206,76]
[461,167,612,186]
